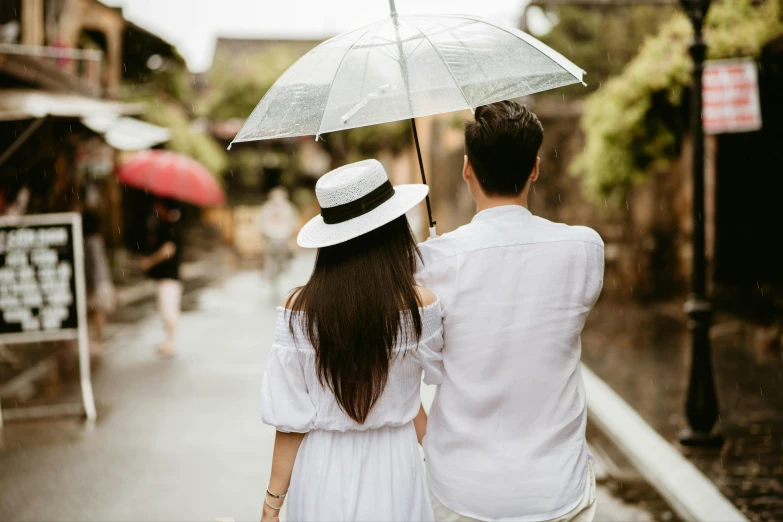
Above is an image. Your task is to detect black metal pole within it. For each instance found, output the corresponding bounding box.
[679,0,723,447]
[410,118,436,230]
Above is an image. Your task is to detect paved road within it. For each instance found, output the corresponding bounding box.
[0,253,669,521]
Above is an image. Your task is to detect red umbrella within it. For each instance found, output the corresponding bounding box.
[117,150,225,206]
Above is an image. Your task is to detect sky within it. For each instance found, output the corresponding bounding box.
[102,0,545,72]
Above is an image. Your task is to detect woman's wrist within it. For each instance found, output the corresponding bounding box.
[263,482,287,514]
[263,497,283,515]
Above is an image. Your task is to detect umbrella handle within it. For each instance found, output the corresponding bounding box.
[388,0,397,17]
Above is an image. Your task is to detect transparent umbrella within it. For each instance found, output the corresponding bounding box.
[230,0,585,235]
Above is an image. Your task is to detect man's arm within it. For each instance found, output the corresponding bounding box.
[415,242,457,306]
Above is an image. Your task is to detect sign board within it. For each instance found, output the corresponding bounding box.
[703,59,762,134]
[0,213,96,424]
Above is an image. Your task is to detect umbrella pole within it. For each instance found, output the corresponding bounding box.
[410,118,436,238]
[389,2,436,237]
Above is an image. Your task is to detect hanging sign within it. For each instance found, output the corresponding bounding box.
[0,213,96,423]
[703,58,762,134]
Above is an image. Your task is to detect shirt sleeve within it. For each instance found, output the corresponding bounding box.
[415,242,457,308]
[261,343,316,433]
[419,312,445,386]
[581,241,605,308]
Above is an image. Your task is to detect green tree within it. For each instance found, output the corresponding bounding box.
[131,61,228,176]
[203,46,302,121]
[538,4,677,98]
[144,100,227,175]
[572,0,783,205]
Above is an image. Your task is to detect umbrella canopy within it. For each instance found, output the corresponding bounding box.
[230,9,584,145]
[117,150,225,207]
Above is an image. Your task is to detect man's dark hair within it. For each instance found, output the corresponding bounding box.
[464,101,544,197]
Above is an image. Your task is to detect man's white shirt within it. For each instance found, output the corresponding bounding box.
[416,205,604,521]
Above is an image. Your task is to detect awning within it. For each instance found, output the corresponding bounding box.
[0,89,169,151]
[0,88,143,121]
[81,113,171,151]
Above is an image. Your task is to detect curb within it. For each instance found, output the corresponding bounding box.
[583,364,748,522]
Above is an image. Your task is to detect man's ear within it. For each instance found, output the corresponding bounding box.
[463,155,472,181]
[528,157,541,183]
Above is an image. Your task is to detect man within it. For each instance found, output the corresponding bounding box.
[257,186,299,282]
[139,199,183,358]
[416,101,604,522]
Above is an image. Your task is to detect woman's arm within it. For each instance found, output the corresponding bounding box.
[261,430,306,521]
[138,242,176,271]
[413,403,428,445]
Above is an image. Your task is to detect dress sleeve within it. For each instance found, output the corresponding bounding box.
[418,302,445,386]
[261,340,316,433]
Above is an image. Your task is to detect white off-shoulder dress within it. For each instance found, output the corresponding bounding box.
[261,300,444,522]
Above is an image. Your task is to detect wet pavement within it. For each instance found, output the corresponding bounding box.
[2,252,675,521]
[582,300,783,522]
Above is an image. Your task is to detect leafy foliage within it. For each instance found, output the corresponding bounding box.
[202,46,302,121]
[538,5,677,98]
[131,62,228,176]
[143,99,227,175]
[572,0,783,205]
[344,120,412,158]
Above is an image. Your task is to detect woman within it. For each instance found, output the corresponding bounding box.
[82,185,115,353]
[139,199,183,358]
[260,160,443,521]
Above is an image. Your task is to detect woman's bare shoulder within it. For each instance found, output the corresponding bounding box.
[281,288,303,309]
[414,286,438,307]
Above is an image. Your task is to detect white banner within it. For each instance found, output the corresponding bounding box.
[703,59,762,134]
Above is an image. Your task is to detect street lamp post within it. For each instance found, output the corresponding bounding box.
[678,0,723,447]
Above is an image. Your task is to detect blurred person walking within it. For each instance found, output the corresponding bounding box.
[257,187,298,285]
[139,199,183,358]
[416,101,605,522]
[82,185,116,354]
[259,160,443,521]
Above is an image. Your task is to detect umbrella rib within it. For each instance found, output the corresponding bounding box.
[358,22,386,107]
[230,24,370,146]
[447,14,581,83]
[403,18,474,111]
[442,23,495,99]
[352,21,473,49]
[316,24,378,138]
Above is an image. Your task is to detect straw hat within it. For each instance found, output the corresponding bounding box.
[297,159,429,248]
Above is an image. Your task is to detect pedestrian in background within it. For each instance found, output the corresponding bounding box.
[82,184,115,354]
[139,199,183,358]
[416,101,605,522]
[259,160,442,521]
[257,186,298,284]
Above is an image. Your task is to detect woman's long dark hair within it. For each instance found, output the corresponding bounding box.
[287,215,423,424]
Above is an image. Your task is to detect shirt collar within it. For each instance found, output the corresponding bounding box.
[471,205,532,223]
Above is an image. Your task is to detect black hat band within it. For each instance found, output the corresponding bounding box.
[320,181,395,224]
